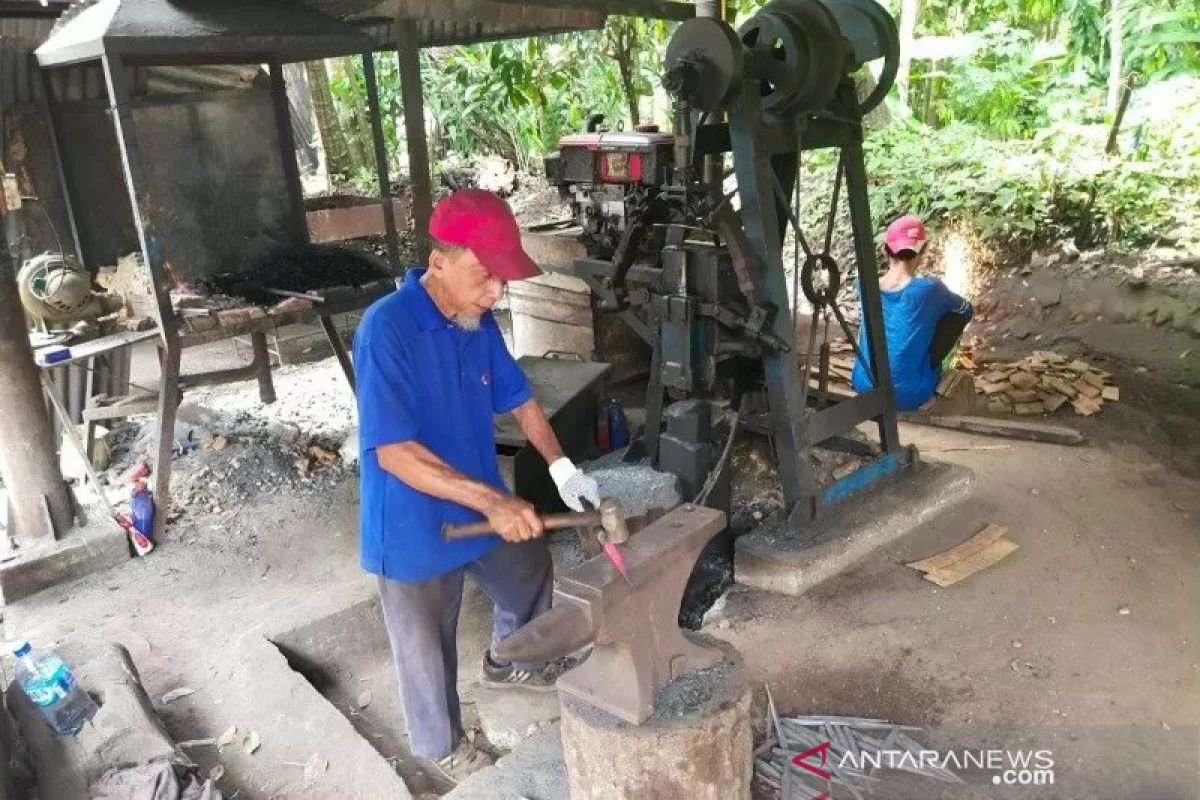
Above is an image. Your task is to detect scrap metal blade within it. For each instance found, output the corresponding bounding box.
[602,539,632,584]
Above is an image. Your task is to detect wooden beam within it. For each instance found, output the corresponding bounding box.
[396,19,431,263]
[898,413,1086,446]
[361,50,401,271]
[483,0,693,20]
[269,62,310,246]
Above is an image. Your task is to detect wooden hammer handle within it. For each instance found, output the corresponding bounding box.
[443,511,602,540]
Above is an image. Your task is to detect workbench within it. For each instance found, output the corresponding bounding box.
[496,356,611,506]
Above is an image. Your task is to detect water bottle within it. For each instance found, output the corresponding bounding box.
[12,641,98,736]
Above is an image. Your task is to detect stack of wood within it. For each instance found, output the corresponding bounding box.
[974,351,1119,416]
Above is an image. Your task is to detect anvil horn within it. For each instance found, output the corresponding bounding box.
[494,602,593,664]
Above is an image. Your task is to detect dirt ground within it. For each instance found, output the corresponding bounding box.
[4,252,1199,797]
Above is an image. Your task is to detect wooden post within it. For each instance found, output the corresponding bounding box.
[361,50,401,271]
[396,20,431,263]
[559,641,752,799]
[101,53,182,541]
[0,193,73,544]
[269,61,310,245]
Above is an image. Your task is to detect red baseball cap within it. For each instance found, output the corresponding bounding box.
[428,189,541,282]
[884,214,928,255]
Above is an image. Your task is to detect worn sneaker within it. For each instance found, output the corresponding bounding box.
[429,739,493,784]
[480,652,572,692]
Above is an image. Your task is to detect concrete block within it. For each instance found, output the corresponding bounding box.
[445,727,567,800]
[0,523,129,605]
[476,687,560,750]
[735,460,975,597]
[9,643,188,800]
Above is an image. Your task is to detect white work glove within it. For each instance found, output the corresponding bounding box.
[549,457,601,513]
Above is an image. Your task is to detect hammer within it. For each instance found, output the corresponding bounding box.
[442,498,631,580]
[442,497,627,541]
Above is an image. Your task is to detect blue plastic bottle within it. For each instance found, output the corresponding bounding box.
[607,397,630,449]
[130,485,155,540]
[12,641,98,736]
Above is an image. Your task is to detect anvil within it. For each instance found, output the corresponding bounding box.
[494,503,728,724]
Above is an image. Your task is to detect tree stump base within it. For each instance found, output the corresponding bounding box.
[559,636,751,799]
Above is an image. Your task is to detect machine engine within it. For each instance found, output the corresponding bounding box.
[544,120,676,260]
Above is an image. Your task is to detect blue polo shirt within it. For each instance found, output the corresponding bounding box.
[851,276,973,410]
[354,269,534,582]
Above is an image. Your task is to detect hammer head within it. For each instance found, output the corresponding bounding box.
[597,497,630,544]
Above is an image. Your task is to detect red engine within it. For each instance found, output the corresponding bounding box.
[544,120,675,258]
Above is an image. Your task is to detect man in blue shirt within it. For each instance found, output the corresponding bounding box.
[354,190,601,783]
[852,215,974,411]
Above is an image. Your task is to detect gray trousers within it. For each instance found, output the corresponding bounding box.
[378,538,553,760]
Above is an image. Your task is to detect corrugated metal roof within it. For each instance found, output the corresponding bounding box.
[36,0,376,67]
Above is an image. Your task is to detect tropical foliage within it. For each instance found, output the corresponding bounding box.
[318,0,1200,250]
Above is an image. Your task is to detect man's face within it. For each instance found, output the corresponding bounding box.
[430,245,506,330]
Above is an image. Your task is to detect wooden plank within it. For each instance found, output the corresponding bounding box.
[34,328,159,369]
[1005,388,1039,403]
[1071,396,1102,416]
[1081,371,1105,390]
[1074,380,1102,399]
[1042,376,1077,397]
[907,523,1009,573]
[1102,385,1120,402]
[898,413,1086,445]
[923,538,1019,587]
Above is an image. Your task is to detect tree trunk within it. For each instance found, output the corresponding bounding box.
[328,57,372,177]
[609,21,641,128]
[305,59,351,180]
[618,54,641,128]
[1106,0,1124,116]
[559,648,752,800]
[895,0,920,114]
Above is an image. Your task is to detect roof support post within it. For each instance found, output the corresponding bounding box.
[361,49,401,272]
[395,20,431,264]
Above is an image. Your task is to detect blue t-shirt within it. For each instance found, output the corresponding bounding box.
[354,269,534,582]
[851,276,972,411]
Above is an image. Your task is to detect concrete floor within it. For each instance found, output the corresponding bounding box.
[4,353,1197,798]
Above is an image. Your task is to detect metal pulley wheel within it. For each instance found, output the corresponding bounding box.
[737,0,849,118]
[800,252,841,308]
[663,17,745,113]
[823,0,901,115]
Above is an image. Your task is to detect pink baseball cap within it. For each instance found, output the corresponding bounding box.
[884,215,928,254]
[428,189,541,282]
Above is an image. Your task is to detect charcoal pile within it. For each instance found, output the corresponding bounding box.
[202,244,389,305]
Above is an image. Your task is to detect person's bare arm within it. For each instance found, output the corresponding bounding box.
[376,441,542,541]
[509,397,564,466]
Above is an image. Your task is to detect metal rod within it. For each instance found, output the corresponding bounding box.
[36,71,84,260]
[266,287,325,303]
[320,315,355,392]
[823,152,845,255]
[771,171,812,258]
[100,53,178,344]
[361,50,401,272]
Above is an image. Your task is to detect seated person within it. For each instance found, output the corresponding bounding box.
[851,215,973,411]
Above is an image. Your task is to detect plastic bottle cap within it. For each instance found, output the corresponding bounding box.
[11,641,31,658]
